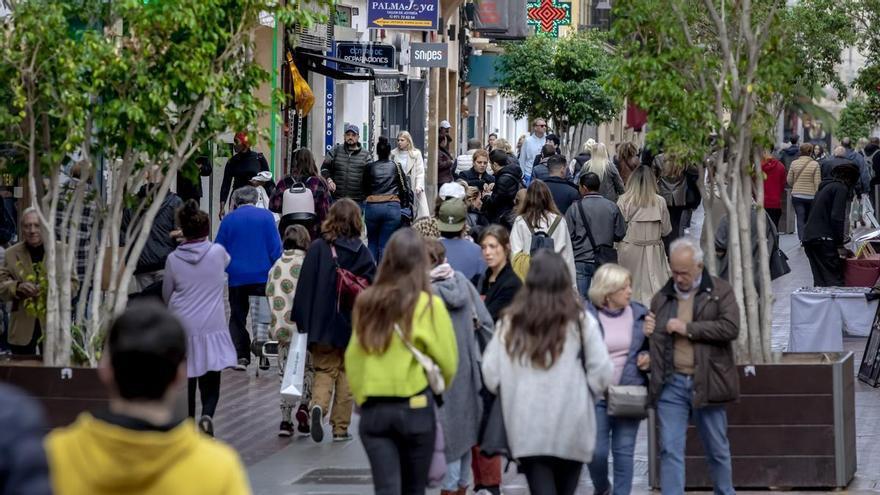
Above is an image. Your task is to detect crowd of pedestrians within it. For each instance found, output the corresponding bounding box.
[12,122,880,495]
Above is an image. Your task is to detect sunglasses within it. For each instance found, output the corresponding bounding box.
[536,124,547,127]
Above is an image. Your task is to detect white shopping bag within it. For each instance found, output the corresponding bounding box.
[280,333,308,401]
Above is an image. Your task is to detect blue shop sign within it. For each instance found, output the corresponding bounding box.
[368,0,439,31]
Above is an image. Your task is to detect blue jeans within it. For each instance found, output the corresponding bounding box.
[364,201,401,261]
[575,261,597,299]
[443,449,472,491]
[658,374,734,495]
[791,196,812,242]
[587,400,641,495]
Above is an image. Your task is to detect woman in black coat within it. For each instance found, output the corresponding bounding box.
[478,224,522,321]
[292,199,376,443]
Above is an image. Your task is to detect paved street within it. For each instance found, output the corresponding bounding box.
[202,226,880,494]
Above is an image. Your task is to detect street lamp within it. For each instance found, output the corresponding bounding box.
[595,0,611,9]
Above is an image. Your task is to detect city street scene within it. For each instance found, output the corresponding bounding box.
[2,0,880,494]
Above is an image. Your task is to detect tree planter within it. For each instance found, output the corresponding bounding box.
[0,360,108,428]
[648,352,856,489]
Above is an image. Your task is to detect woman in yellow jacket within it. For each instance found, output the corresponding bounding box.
[346,227,458,495]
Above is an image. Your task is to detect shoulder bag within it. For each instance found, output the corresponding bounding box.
[576,200,618,266]
[394,162,415,225]
[331,244,369,312]
[394,323,445,395]
[584,313,649,419]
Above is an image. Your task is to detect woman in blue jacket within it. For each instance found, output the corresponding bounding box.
[585,263,655,495]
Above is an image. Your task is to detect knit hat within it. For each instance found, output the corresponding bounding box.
[411,216,441,239]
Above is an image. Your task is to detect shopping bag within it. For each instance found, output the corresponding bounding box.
[427,405,447,488]
[280,333,308,400]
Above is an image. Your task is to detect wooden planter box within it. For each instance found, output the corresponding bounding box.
[648,352,856,489]
[0,360,109,428]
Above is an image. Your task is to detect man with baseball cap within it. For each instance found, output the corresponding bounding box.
[438,198,486,285]
[439,120,452,141]
[322,124,370,203]
[219,131,272,218]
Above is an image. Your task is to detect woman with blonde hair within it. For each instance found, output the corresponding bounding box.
[582,142,625,202]
[616,166,671,305]
[585,263,654,495]
[391,131,431,218]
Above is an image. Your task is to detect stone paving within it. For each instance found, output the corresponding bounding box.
[209,228,880,494]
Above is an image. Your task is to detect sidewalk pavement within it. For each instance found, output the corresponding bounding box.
[210,230,880,494]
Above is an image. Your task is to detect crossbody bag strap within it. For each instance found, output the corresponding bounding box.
[329,244,340,267]
[547,215,562,235]
[792,162,808,186]
[577,200,600,251]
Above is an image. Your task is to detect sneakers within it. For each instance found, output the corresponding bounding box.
[198,415,214,437]
[278,421,294,437]
[310,405,324,443]
[233,358,249,371]
[332,432,353,442]
[295,405,310,435]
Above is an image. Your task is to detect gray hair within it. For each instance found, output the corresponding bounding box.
[21,207,39,225]
[231,186,258,208]
[669,237,704,264]
[833,146,847,158]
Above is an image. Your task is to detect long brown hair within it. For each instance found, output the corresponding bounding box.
[353,228,432,353]
[516,180,561,228]
[503,250,582,369]
[321,199,363,243]
[291,148,319,178]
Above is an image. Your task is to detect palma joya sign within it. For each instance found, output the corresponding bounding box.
[368,0,439,31]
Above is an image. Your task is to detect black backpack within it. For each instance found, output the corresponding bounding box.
[528,216,562,255]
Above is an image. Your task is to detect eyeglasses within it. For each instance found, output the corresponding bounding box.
[536,124,547,127]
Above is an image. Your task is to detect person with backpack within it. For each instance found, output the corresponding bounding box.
[292,199,377,443]
[363,136,408,261]
[345,228,458,495]
[162,200,237,436]
[481,251,613,495]
[509,180,575,283]
[655,154,697,254]
[270,148,330,240]
[565,173,627,298]
[617,166,671,306]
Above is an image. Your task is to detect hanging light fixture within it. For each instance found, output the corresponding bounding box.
[596,0,611,9]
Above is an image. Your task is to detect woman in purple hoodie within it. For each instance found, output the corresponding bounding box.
[163,200,237,436]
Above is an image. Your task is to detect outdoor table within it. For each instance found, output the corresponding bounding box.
[788,287,877,352]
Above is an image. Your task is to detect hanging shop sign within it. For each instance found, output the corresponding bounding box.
[374,76,403,97]
[367,0,439,31]
[336,42,396,73]
[325,43,336,154]
[410,43,448,68]
[526,0,571,37]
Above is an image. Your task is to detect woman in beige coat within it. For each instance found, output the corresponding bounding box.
[390,131,431,219]
[617,166,672,305]
[787,143,821,242]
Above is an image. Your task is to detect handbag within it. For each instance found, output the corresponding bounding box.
[394,324,445,395]
[394,162,415,225]
[427,405,447,487]
[576,200,617,266]
[477,390,511,459]
[280,332,309,400]
[330,244,369,312]
[606,385,649,419]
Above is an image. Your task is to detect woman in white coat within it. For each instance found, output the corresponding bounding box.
[390,131,430,218]
[509,180,576,283]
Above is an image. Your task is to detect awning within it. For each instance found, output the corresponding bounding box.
[293,48,403,82]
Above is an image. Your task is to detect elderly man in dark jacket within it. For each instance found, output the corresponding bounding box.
[648,237,739,495]
[803,162,859,287]
[322,125,370,203]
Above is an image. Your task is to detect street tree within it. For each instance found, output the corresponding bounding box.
[852,0,880,121]
[609,0,857,363]
[494,31,620,157]
[838,98,877,141]
[0,0,331,366]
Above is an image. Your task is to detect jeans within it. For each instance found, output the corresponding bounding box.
[443,449,473,491]
[791,196,812,242]
[587,400,641,495]
[658,374,734,495]
[518,456,583,495]
[360,393,436,495]
[228,283,267,362]
[248,295,270,343]
[365,201,402,261]
[575,261,597,299]
[187,371,221,418]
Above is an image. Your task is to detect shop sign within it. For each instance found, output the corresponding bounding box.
[367,0,439,31]
[374,76,403,97]
[325,44,336,153]
[336,42,396,72]
[410,43,448,68]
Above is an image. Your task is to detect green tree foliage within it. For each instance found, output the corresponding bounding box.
[838,98,877,140]
[0,0,331,366]
[494,31,619,154]
[853,0,880,120]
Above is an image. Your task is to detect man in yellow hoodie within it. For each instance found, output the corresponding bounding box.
[45,301,251,495]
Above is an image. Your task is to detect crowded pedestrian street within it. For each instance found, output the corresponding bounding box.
[4,0,880,494]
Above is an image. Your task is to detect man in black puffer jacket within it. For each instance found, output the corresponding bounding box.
[482,149,524,230]
[803,162,859,287]
[322,125,370,203]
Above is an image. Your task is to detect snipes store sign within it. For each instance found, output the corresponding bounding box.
[410,43,448,68]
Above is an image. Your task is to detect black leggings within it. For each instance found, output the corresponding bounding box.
[519,456,583,495]
[188,371,221,418]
